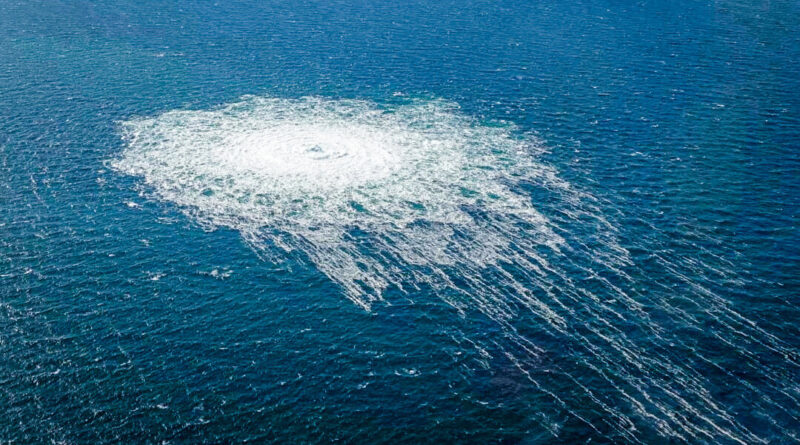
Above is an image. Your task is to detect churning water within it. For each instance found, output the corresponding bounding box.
[113,96,565,310]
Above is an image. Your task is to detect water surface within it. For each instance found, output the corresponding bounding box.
[1,0,799,443]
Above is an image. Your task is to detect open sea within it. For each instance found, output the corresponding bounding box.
[1,0,799,443]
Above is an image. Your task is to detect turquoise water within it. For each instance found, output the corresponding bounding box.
[2,0,799,443]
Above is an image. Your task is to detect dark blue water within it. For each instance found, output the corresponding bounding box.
[2,0,799,443]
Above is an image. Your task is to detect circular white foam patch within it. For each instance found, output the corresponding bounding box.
[113,96,565,309]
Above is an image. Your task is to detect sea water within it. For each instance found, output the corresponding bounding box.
[1,0,799,442]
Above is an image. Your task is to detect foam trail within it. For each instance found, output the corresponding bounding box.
[113,95,799,442]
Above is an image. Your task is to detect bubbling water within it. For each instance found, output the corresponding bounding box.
[113,96,563,309]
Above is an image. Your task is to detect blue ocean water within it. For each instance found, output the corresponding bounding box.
[2,0,800,443]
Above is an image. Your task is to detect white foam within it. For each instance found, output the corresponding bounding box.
[113,95,562,309]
